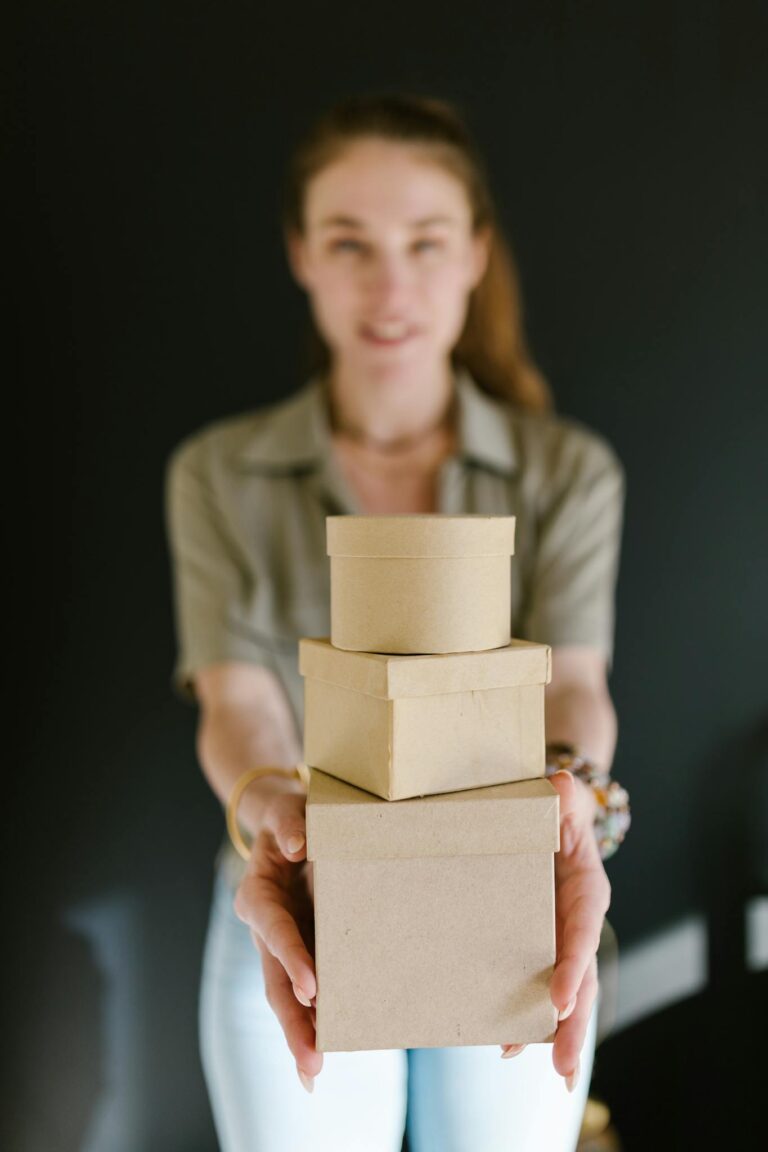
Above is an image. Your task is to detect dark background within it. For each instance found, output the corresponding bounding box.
[8,1,767,1149]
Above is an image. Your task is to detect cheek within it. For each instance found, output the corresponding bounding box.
[420,263,473,326]
[310,270,359,329]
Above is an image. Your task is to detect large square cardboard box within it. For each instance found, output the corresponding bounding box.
[327,514,516,654]
[300,636,551,800]
[306,766,560,1051]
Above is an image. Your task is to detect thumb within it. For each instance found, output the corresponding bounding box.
[548,769,578,819]
[264,793,307,861]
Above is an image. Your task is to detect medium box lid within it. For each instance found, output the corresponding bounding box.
[299,636,551,698]
[326,514,516,558]
[306,766,559,859]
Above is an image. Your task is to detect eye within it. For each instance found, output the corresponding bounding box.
[413,238,442,253]
[330,238,363,253]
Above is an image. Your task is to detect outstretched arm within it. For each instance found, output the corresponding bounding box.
[195,662,322,1092]
[502,645,617,1093]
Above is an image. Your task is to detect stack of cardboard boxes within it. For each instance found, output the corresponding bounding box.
[298,515,560,1052]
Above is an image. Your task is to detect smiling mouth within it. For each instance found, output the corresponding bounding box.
[360,323,418,346]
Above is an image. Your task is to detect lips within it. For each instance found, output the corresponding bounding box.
[360,322,417,345]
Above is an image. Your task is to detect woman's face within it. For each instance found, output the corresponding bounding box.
[286,137,490,381]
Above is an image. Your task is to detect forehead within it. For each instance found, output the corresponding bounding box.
[304,138,472,230]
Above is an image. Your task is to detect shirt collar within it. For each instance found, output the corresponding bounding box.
[236,363,519,475]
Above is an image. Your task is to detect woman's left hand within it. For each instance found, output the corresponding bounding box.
[548,768,610,1088]
[500,768,611,1092]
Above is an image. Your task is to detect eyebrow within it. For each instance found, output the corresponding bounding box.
[318,214,458,230]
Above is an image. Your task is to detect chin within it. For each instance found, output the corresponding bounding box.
[357,357,432,388]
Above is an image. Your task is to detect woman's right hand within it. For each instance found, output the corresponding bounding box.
[232,785,322,1092]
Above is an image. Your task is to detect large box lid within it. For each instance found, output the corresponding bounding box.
[326,514,516,558]
[299,636,551,698]
[305,766,559,859]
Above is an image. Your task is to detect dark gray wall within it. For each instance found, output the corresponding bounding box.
[8,2,767,1149]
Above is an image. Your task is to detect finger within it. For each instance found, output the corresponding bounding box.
[550,883,607,1010]
[251,925,313,1006]
[256,937,323,1078]
[552,957,598,1081]
[263,792,308,861]
[239,874,317,1000]
[234,835,317,1001]
[499,1043,527,1058]
[550,773,602,876]
[549,767,599,824]
[549,769,595,843]
[549,768,577,817]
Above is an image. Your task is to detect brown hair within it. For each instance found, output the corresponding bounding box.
[281,92,553,413]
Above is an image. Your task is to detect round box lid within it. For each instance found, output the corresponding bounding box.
[326,514,516,558]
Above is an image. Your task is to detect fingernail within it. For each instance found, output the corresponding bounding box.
[500,1044,526,1058]
[286,834,305,854]
[558,997,577,1021]
[565,1059,580,1093]
[297,1068,314,1093]
[293,985,312,1008]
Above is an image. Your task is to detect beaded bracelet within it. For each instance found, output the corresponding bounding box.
[544,742,631,861]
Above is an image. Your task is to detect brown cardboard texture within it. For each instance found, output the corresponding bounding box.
[327,514,516,653]
[306,766,560,1051]
[300,636,551,800]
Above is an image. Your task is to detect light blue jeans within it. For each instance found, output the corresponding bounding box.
[199,863,598,1152]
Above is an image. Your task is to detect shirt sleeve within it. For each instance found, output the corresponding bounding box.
[520,425,626,672]
[163,435,279,704]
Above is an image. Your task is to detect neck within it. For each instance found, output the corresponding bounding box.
[324,359,458,451]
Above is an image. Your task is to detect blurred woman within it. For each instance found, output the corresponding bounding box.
[165,92,628,1152]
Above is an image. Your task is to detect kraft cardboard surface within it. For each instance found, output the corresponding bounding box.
[326,514,516,558]
[305,767,559,1051]
[299,636,551,698]
[326,514,516,654]
[300,637,551,800]
[305,768,559,858]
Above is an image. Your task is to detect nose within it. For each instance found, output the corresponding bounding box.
[362,252,413,312]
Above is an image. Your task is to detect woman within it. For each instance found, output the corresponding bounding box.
[165,93,629,1152]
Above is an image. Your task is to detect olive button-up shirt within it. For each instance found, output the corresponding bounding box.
[164,365,625,883]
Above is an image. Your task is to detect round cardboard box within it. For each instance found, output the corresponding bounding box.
[327,515,516,654]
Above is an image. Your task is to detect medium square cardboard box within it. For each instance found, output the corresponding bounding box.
[300,636,551,800]
[327,514,516,654]
[306,766,560,1051]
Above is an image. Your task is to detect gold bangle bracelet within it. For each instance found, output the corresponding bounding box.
[225,764,307,862]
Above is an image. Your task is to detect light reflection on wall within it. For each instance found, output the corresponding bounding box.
[63,893,146,1152]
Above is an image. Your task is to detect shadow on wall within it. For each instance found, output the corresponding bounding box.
[6,915,105,1151]
[7,882,216,1152]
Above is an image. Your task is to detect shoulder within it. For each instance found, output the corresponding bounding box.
[507,405,625,498]
[165,386,310,487]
